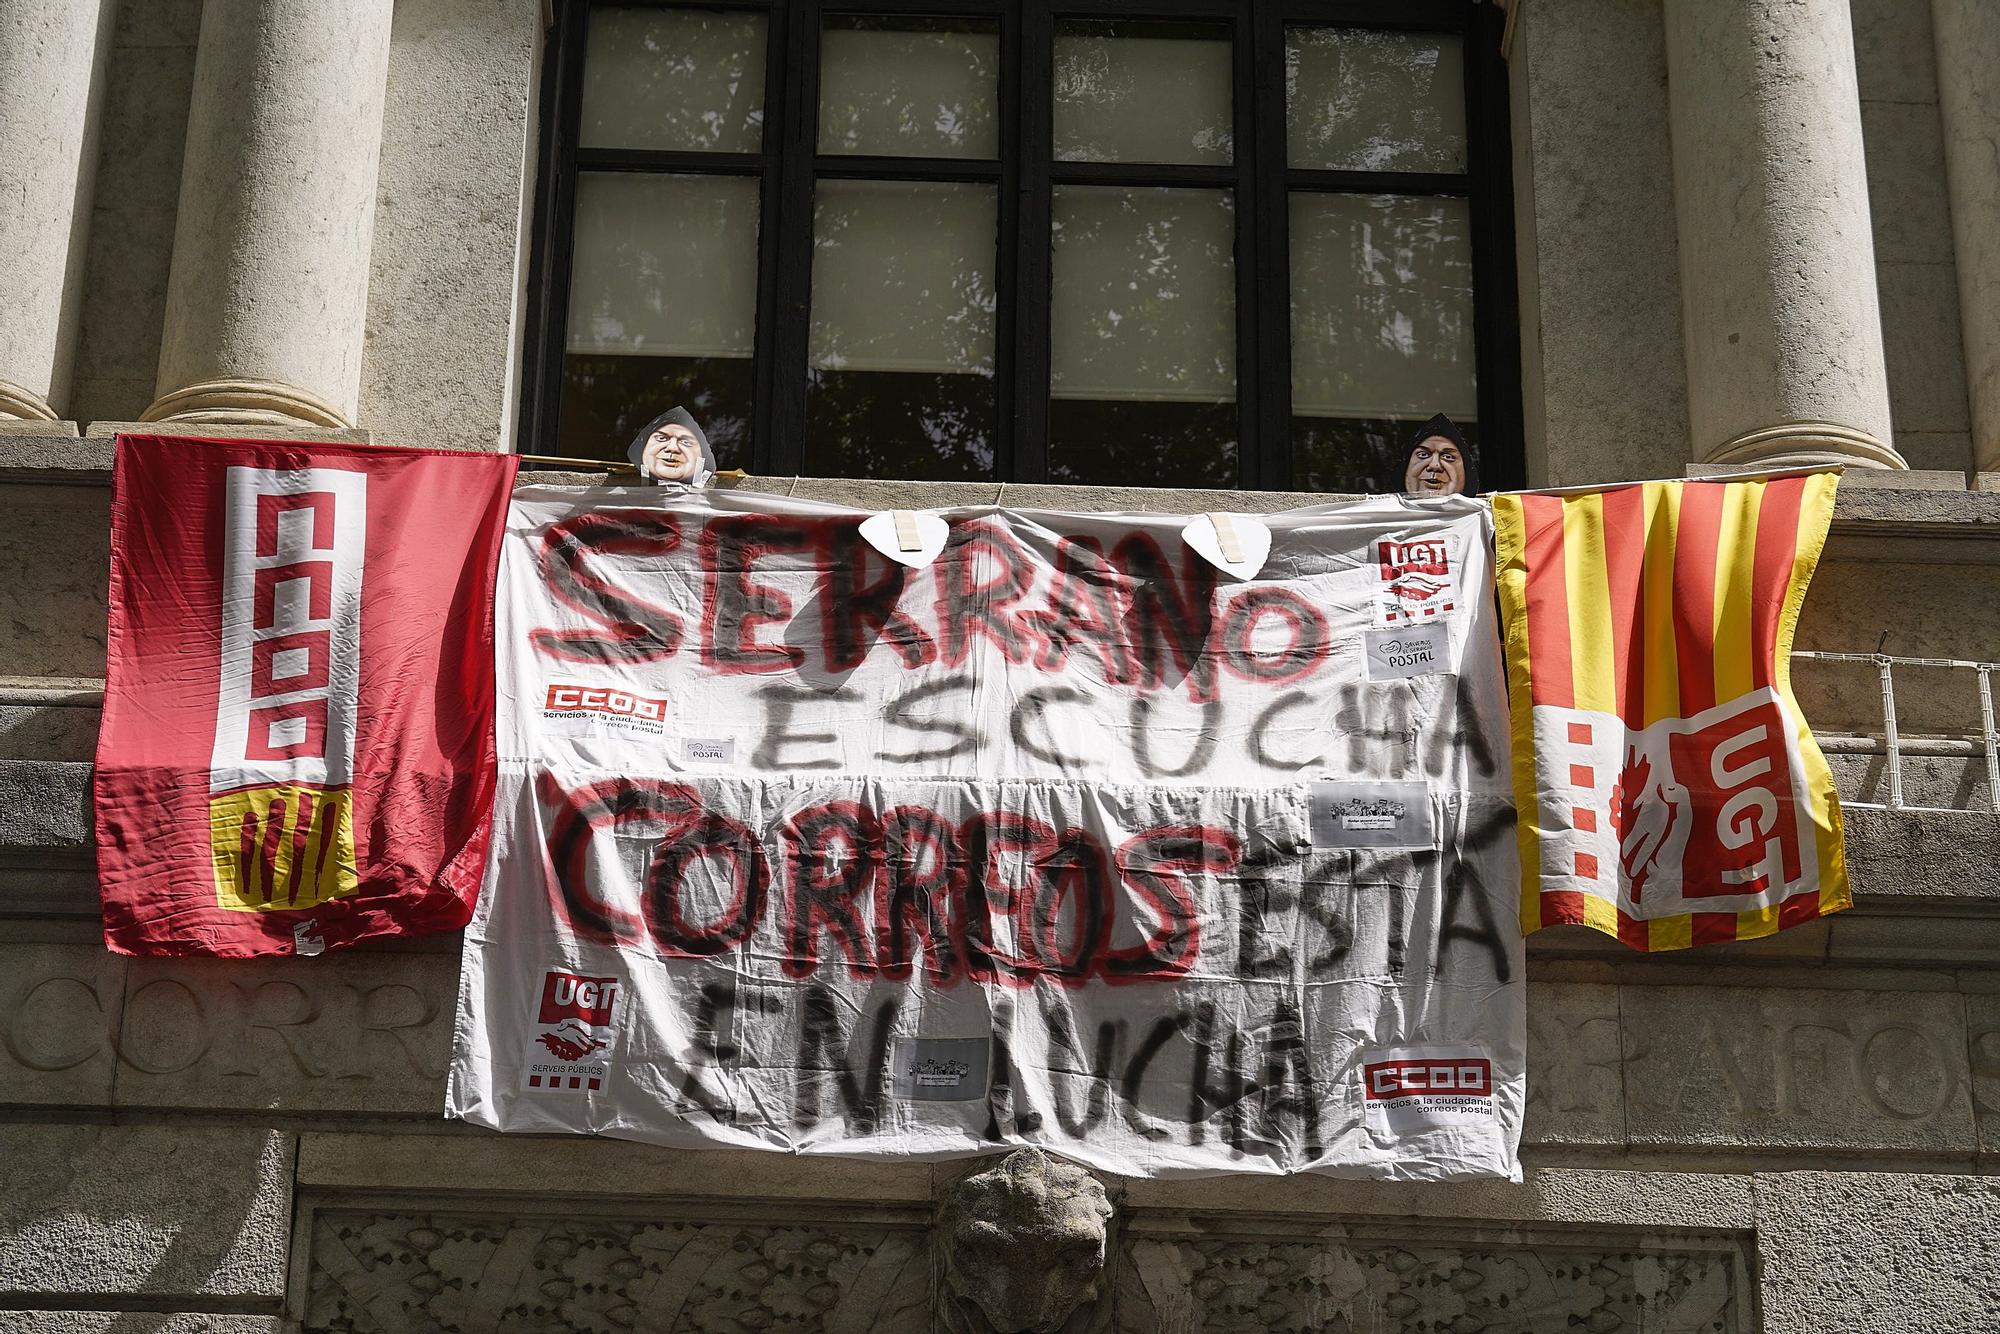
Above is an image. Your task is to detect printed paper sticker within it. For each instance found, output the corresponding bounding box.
[1374,536,1459,628]
[1359,1045,1498,1131]
[1310,781,1436,849]
[893,1036,990,1102]
[539,683,668,738]
[1364,624,1451,680]
[682,737,736,765]
[527,970,620,1093]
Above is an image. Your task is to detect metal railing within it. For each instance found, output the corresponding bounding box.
[1793,650,2000,813]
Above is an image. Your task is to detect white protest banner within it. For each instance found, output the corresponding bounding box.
[446,488,1524,1179]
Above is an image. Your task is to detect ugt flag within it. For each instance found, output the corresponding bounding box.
[96,434,516,957]
[1492,471,1849,950]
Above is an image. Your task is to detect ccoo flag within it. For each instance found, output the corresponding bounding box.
[1492,471,1848,950]
[96,435,517,957]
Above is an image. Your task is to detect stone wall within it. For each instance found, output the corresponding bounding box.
[6,0,2000,1327]
[3,455,2000,1330]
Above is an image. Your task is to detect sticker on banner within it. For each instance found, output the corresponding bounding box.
[682,737,735,765]
[893,1037,991,1102]
[1310,780,1435,849]
[540,683,668,738]
[1364,624,1451,680]
[1360,1046,1498,1131]
[527,969,619,1092]
[291,918,326,957]
[1374,536,1459,627]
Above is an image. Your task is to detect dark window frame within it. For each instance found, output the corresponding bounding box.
[519,0,1522,490]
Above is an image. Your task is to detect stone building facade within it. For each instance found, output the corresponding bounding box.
[3,0,2000,1330]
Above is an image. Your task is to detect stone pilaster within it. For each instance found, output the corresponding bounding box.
[145,0,394,430]
[0,0,116,424]
[1933,0,2000,480]
[1663,0,1905,471]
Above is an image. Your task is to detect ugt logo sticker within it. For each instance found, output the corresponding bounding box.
[527,969,620,1092]
[1375,537,1458,627]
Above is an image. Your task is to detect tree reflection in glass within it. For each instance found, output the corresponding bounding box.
[1289,192,1477,490]
[559,173,760,465]
[807,180,998,480]
[1050,186,1237,487]
[819,16,1000,160]
[1285,27,1467,174]
[1054,20,1233,165]
[580,8,766,153]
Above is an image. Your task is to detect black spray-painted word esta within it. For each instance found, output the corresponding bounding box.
[529,512,1331,703]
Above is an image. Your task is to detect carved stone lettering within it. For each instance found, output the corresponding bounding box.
[112,956,455,1114]
[1524,982,1625,1146]
[0,944,123,1106]
[1620,985,1976,1153]
[1966,996,2000,1158]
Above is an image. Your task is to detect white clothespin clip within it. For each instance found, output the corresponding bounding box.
[858,509,949,568]
[1181,511,1271,580]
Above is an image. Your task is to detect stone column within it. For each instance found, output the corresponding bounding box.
[1933,0,2000,479]
[1663,0,1905,470]
[0,0,116,424]
[144,0,394,429]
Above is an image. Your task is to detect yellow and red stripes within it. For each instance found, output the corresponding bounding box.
[1492,472,1848,951]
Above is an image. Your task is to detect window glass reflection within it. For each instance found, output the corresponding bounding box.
[1054,21,1233,165]
[560,172,760,463]
[819,16,1000,159]
[1050,186,1237,486]
[1289,192,1476,490]
[807,179,998,479]
[581,8,766,153]
[1285,27,1466,173]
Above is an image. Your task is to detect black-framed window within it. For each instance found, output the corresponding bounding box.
[521,0,1522,492]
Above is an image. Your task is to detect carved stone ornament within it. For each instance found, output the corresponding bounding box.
[940,1148,1117,1334]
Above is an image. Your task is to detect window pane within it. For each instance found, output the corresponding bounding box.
[819,17,1000,159]
[1286,27,1466,173]
[807,180,998,480]
[1050,186,1236,487]
[580,8,766,153]
[1289,192,1476,490]
[560,172,760,463]
[1054,21,1233,165]
[1292,416,1482,495]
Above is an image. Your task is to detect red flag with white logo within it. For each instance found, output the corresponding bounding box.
[95,434,517,957]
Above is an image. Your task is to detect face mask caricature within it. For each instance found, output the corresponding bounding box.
[626,407,716,489]
[1394,413,1479,497]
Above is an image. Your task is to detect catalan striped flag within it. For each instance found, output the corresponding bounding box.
[1491,472,1849,951]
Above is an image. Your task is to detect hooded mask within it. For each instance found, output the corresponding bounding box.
[626,407,716,488]
[1396,413,1479,496]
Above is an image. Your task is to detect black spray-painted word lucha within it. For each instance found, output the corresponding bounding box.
[540,773,1241,987]
[529,511,1332,704]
